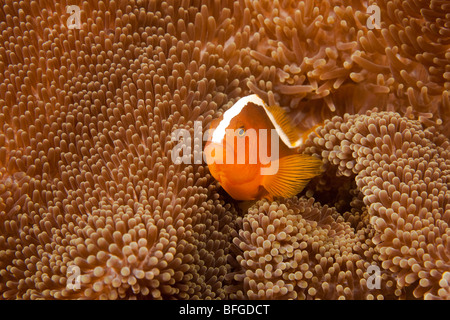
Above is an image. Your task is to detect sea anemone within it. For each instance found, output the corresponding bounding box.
[231,110,449,300]
[230,197,399,300]
[0,0,242,299]
[299,110,450,299]
[0,0,449,300]
[242,0,450,135]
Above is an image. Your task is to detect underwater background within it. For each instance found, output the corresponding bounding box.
[0,0,449,299]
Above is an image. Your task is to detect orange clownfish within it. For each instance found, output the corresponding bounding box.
[204,94,323,201]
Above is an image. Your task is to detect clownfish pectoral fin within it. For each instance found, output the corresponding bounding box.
[262,154,323,199]
[264,105,303,148]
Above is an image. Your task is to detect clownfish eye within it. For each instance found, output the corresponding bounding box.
[237,127,245,137]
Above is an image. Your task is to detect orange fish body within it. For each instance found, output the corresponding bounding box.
[204,94,323,201]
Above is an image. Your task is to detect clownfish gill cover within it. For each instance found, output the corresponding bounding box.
[0,0,449,302]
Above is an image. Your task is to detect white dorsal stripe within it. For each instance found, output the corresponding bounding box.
[260,105,302,149]
[211,94,265,143]
[211,94,302,148]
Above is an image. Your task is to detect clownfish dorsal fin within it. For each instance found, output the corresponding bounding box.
[262,154,323,199]
[262,104,304,148]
